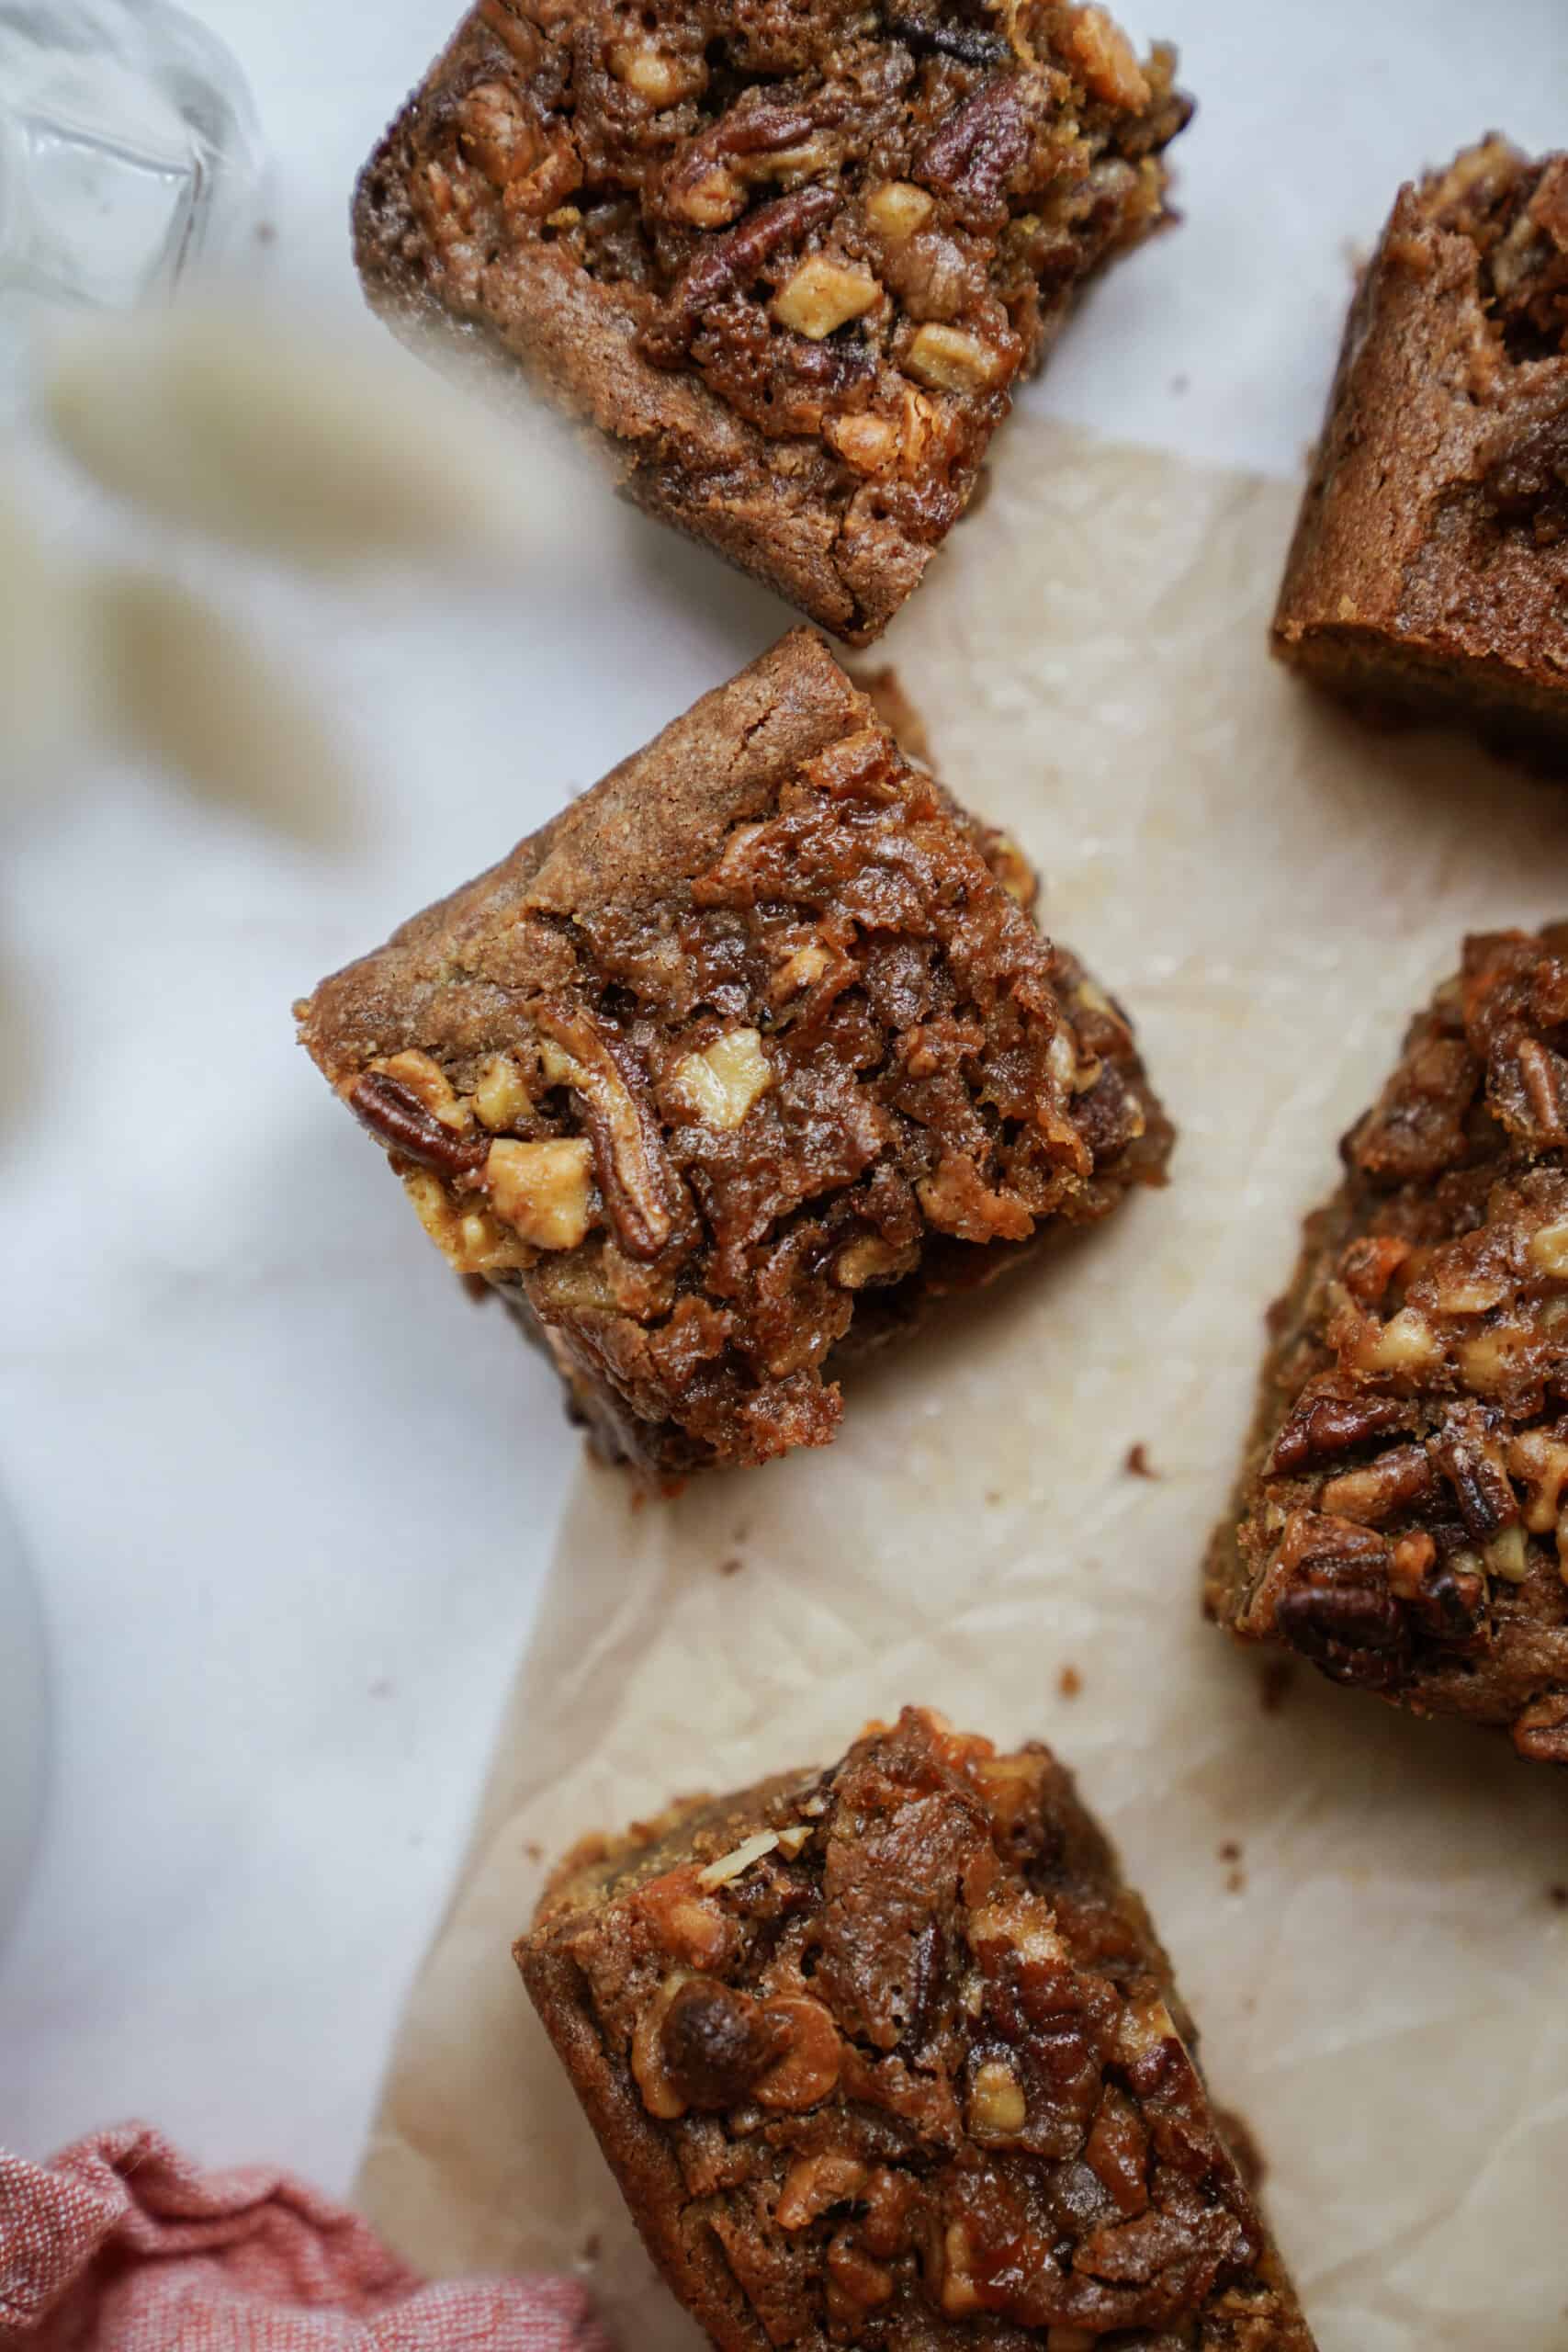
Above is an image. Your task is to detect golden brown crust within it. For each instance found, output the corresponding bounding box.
[1274,140,1568,766]
[516,1708,1316,2349]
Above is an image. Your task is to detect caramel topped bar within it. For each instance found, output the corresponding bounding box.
[355,0,1190,640]
[1208,926,1568,1761]
[299,632,1170,1478]
[517,1707,1315,2347]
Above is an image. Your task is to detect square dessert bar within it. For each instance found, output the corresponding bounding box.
[516,1706,1316,2348]
[1207,926,1568,1764]
[1274,139,1568,765]
[354,0,1190,641]
[299,631,1170,1480]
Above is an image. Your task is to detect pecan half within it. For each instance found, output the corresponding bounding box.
[1512,1690,1568,1763]
[345,1071,489,1179]
[643,184,838,357]
[534,1004,683,1259]
[1266,1388,1406,1476]
[915,78,1034,220]
[1273,1572,1411,1689]
[1428,1408,1518,1542]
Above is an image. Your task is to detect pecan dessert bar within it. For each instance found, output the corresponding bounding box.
[1274,139,1568,765]
[298,631,1170,1480]
[354,0,1191,642]
[1207,927,1568,1763]
[516,1706,1316,2348]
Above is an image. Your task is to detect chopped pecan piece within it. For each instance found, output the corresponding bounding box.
[345,1070,489,1178]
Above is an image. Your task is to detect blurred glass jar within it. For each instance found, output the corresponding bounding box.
[0,0,262,370]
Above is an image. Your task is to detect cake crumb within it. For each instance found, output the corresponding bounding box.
[1124,1442,1158,1478]
[718,1555,744,1577]
[1218,1839,1242,1862]
[1550,1883,1568,1908]
[1058,1664,1083,1699]
[1259,1660,1295,1713]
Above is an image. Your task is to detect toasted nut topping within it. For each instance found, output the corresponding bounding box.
[1432,1273,1511,1314]
[1063,4,1151,108]
[827,2238,894,2310]
[940,2222,981,2317]
[742,140,833,185]
[669,1029,773,1130]
[825,412,898,474]
[776,2154,869,2229]
[1485,1523,1530,1582]
[1530,1220,1568,1277]
[773,940,832,1000]
[402,1170,529,1276]
[773,255,881,338]
[834,1235,910,1289]
[484,1138,594,1249]
[1356,1306,1439,1374]
[631,1974,690,2120]
[660,1978,784,2107]
[775,1822,813,1857]
[696,1829,779,1888]
[1047,1026,1079,1092]
[906,322,1010,392]
[968,2058,1027,2136]
[671,160,742,226]
[1508,1430,1568,1532]
[1115,1993,1179,2065]
[606,41,702,106]
[1461,1325,1522,1394]
[472,1052,535,1132]
[966,1891,1066,1965]
[538,1005,681,1259]
[754,1996,841,2110]
[866,179,934,241]
[377,1048,468,1126]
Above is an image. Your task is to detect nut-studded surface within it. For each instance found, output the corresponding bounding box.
[516,1707,1316,2349]
[1273,139,1568,767]
[298,630,1170,1481]
[353,0,1190,642]
[1207,927,1568,1761]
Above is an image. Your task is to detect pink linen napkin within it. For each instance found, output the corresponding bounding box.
[0,2123,615,2350]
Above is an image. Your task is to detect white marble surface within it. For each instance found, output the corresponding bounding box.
[0,0,1562,2201]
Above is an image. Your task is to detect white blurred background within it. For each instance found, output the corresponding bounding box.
[0,0,1562,2192]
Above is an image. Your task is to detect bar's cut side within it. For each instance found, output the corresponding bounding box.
[1207,927,1568,1764]
[1273,138,1568,765]
[354,0,1190,642]
[298,630,1169,1481]
[515,1706,1315,2349]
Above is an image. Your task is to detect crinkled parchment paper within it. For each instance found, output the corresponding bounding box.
[356,420,1568,2352]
